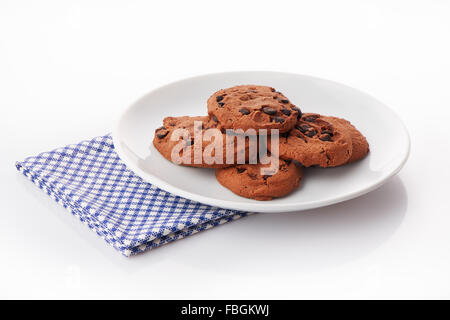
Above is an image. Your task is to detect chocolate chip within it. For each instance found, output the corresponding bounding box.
[280,99,289,104]
[321,129,333,136]
[263,175,270,180]
[248,173,257,180]
[304,115,317,122]
[216,95,223,102]
[155,126,168,139]
[262,106,277,115]
[239,108,251,115]
[296,133,307,142]
[237,168,246,174]
[281,109,291,116]
[156,130,168,139]
[292,159,303,167]
[297,133,308,143]
[185,138,194,146]
[212,115,219,122]
[296,124,310,133]
[218,102,224,107]
[291,106,302,119]
[319,134,332,141]
[306,129,317,137]
[272,117,285,123]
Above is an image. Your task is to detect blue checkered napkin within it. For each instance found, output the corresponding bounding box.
[15,135,249,257]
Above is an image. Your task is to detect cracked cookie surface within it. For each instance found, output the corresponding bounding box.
[207,85,300,133]
[332,118,370,163]
[273,113,353,167]
[215,159,302,200]
[153,116,251,168]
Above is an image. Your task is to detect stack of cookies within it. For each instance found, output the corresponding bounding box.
[153,85,369,201]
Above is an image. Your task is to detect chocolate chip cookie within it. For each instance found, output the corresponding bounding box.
[153,116,253,168]
[333,118,369,163]
[215,159,303,201]
[207,85,301,134]
[273,113,353,167]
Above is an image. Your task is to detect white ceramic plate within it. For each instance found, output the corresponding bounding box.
[112,71,410,213]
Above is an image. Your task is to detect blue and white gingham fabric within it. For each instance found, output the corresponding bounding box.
[15,135,250,256]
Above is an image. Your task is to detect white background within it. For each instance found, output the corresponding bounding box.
[1,0,449,299]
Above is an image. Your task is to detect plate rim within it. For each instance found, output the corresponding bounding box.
[112,71,411,213]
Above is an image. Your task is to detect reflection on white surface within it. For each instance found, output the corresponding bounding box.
[132,176,407,274]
